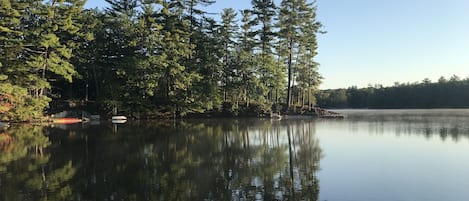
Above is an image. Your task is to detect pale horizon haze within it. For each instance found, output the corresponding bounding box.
[84,0,469,89]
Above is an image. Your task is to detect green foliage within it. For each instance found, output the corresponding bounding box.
[1,0,323,119]
[250,0,277,56]
[191,18,223,111]
[0,81,50,122]
[156,1,202,115]
[0,0,85,121]
[22,0,84,83]
[316,88,348,108]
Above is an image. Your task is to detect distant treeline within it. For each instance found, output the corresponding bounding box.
[316,76,469,108]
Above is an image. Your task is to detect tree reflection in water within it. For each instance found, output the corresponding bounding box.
[0,125,76,201]
[345,111,469,142]
[0,119,322,201]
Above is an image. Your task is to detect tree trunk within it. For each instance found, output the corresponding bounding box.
[92,65,99,98]
[286,38,293,109]
[302,90,305,107]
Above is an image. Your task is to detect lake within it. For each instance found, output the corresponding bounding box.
[1,109,469,201]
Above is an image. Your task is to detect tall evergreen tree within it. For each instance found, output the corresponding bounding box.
[182,0,216,32]
[156,0,201,115]
[0,0,24,102]
[128,1,165,111]
[191,17,223,111]
[105,0,137,17]
[250,0,277,56]
[278,0,321,109]
[235,10,263,108]
[250,0,282,107]
[98,0,140,113]
[278,0,298,108]
[67,9,102,101]
[22,0,85,95]
[181,0,220,112]
[296,0,322,108]
[219,8,238,102]
[0,0,24,70]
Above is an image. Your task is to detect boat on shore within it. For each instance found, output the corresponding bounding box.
[112,116,127,120]
[52,118,82,124]
[111,116,127,124]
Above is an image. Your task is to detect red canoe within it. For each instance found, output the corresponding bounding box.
[52,118,82,124]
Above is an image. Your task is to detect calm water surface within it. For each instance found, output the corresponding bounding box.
[1,109,469,201]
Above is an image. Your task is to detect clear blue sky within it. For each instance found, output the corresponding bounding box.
[85,0,469,89]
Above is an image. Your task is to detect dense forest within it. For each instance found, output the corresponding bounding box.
[316,76,469,109]
[0,0,323,121]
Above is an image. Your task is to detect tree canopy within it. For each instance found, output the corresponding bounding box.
[0,0,323,121]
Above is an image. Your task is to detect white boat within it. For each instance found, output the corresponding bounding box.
[111,116,127,124]
[112,116,127,120]
[112,119,127,124]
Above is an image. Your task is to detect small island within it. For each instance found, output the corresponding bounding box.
[1,0,329,122]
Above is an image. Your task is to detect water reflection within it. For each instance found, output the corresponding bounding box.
[340,109,469,142]
[0,125,75,201]
[0,119,322,201]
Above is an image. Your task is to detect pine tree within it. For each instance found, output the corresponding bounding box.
[182,0,216,32]
[99,0,140,113]
[0,0,24,83]
[182,0,219,112]
[105,0,137,17]
[278,0,298,109]
[296,0,322,109]
[235,10,263,108]
[0,0,24,68]
[219,8,238,102]
[250,0,284,110]
[138,1,165,96]
[22,0,85,95]
[156,0,201,116]
[191,17,223,111]
[67,9,102,101]
[250,0,277,56]
[278,0,321,109]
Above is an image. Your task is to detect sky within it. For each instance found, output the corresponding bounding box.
[84,0,469,89]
